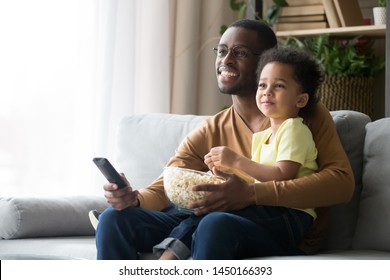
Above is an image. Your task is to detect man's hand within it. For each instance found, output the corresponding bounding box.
[187,169,256,215]
[103,173,139,210]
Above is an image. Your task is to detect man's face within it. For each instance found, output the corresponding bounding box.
[215,27,262,96]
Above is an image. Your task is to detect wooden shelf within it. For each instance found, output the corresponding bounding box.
[276,24,386,38]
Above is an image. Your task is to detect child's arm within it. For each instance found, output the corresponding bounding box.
[205,146,300,182]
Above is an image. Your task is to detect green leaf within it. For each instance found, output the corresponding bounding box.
[230,0,245,11]
[266,6,280,24]
[273,0,288,7]
[378,0,386,7]
[238,2,247,19]
[220,25,228,36]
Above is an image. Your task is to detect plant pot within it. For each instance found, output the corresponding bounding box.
[373,7,387,25]
[318,76,374,117]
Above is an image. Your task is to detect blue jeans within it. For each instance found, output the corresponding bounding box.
[192,206,312,259]
[96,204,312,260]
[96,204,189,259]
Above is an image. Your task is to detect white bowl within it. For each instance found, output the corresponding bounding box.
[163,167,224,209]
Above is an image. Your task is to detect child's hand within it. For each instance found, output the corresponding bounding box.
[207,146,238,169]
[204,152,215,171]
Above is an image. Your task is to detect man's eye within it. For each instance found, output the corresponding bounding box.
[218,49,228,55]
[233,49,247,57]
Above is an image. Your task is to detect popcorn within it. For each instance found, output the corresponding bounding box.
[163,167,224,209]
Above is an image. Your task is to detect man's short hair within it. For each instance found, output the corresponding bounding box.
[228,19,277,51]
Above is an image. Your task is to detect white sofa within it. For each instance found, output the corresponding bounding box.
[1,110,390,260]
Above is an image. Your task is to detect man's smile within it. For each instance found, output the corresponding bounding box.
[220,70,238,77]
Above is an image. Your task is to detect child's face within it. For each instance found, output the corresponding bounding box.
[256,62,307,123]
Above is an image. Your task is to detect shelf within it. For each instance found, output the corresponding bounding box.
[276,24,386,38]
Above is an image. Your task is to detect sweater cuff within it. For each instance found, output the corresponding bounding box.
[253,181,277,205]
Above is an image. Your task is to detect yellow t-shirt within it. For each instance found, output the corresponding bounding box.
[251,117,318,219]
[252,118,318,178]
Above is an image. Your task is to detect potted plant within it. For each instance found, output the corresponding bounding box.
[280,35,385,117]
[373,0,386,25]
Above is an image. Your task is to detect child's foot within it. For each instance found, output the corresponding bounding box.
[88,210,100,230]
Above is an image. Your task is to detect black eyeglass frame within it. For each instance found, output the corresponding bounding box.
[213,45,261,59]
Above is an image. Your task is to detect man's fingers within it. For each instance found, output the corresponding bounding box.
[192,183,218,192]
[103,182,118,191]
[212,167,231,179]
[190,198,225,215]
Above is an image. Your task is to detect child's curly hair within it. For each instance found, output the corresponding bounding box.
[256,47,323,118]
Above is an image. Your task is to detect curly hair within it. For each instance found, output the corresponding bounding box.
[256,47,323,117]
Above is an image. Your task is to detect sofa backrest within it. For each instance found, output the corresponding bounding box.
[116,113,209,189]
[116,110,371,251]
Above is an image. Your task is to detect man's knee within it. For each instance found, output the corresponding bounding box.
[198,212,235,230]
[98,206,140,230]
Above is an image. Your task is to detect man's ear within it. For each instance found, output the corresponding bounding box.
[296,93,309,108]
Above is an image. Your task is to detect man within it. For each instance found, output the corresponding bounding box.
[96,19,354,260]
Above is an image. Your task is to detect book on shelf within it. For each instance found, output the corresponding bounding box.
[274,21,328,31]
[333,0,364,27]
[286,0,322,4]
[278,14,326,23]
[279,4,325,17]
[322,0,341,28]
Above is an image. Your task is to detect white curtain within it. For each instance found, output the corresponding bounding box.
[0,0,170,197]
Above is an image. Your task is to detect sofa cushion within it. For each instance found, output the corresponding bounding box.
[116,113,209,189]
[0,196,109,239]
[322,110,371,250]
[352,118,390,251]
[0,236,96,259]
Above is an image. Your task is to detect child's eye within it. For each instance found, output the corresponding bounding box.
[258,83,266,89]
[275,83,285,88]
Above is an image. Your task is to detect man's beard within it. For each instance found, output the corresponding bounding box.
[218,83,257,97]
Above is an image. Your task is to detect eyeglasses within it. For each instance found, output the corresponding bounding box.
[213,45,260,59]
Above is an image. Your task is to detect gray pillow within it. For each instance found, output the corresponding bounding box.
[0,196,109,239]
[323,111,370,250]
[352,118,390,251]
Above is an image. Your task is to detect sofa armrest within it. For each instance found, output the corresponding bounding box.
[0,196,109,239]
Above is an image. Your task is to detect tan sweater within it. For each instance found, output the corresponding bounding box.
[138,103,354,255]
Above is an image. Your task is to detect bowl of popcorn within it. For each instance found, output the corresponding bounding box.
[163,166,224,209]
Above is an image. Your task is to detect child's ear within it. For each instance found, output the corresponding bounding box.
[296,93,309,108]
